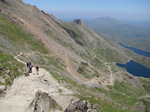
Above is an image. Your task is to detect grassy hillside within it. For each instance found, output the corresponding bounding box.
[0,15,49,54]
[0,51,24,86]
[0,14,50,87]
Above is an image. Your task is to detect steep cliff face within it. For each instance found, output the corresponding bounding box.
[0,0,150,112]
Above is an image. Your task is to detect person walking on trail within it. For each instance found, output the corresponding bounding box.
[35,65,40,75]
[29,64,33,73]
[26,61,33,73]
[26,62,30,72]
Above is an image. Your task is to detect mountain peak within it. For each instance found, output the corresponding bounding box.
[72,19,87,26]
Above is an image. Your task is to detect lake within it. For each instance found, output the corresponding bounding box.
[116,43,150,78]
[119,43,150,57]
[116,60,150,78]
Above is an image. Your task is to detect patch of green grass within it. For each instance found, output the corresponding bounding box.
[140,98,150,112]
[0,15,49,54]
[139,78,150,93]
[58,89,62,93]
[94,87,103,93]
[50,72,60,82]
[142,84,150,93]
[45,56,65,71]
[77,63,94,79]
[111,81,131,93]
[63,23,83,36]
[95,47,125,63]
[108,80,146,108]
[76,95,133,112]
[83,74,91,79]
[88,87,104,94]
[50,71,78,87]
[0,51,24,85]
[62,23,87,46]
[110,91,138,106]
[80,71,92,79]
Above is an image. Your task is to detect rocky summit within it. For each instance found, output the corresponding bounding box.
[0,0,150,112]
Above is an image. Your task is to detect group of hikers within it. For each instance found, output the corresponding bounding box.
[26,61,40,75]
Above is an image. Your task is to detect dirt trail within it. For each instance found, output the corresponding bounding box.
[14,52,26,64]
[0,53,74,112]
[103,63,114,86]
[65,54,89,83]
[92,48,96,58]
[24,51,88,84]
[108,66,114,85]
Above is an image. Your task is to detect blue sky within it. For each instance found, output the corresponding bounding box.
[22,0,150,21]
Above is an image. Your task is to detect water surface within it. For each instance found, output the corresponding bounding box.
[116,60,150,78]
[119,43,150,57]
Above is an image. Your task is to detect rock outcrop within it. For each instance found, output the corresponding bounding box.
[73,19,88,27]
[64,99,97,112]
[0,85,6,92]
[26,90,62,112]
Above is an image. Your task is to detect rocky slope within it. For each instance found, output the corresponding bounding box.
[0,0,150,112]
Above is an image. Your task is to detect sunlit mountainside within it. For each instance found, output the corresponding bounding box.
[0,0,150,112]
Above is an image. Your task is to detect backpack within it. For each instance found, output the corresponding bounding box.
[26,63,30,67]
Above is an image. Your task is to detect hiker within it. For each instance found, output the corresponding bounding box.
[35,65,40,75]
[26,62,30,72]
[26,61,33,73]
[29,64,33,73]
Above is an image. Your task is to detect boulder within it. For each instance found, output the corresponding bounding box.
[0,85,6,92]
[27,90,62,112]
[87,109,97,112]
[65,99,97,112]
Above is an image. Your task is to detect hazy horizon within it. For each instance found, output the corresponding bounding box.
[22,0,150,21]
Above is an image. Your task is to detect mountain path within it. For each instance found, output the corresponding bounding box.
[65,54,89,83]
[24,50,112,87]
[0,52,74,112]
[103,63,114,86]
[108,66,114,85]
[92,47,114,86]
[24,51,88,83]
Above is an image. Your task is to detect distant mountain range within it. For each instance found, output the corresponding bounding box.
[121,20,150,28]
[86,17,150,51]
